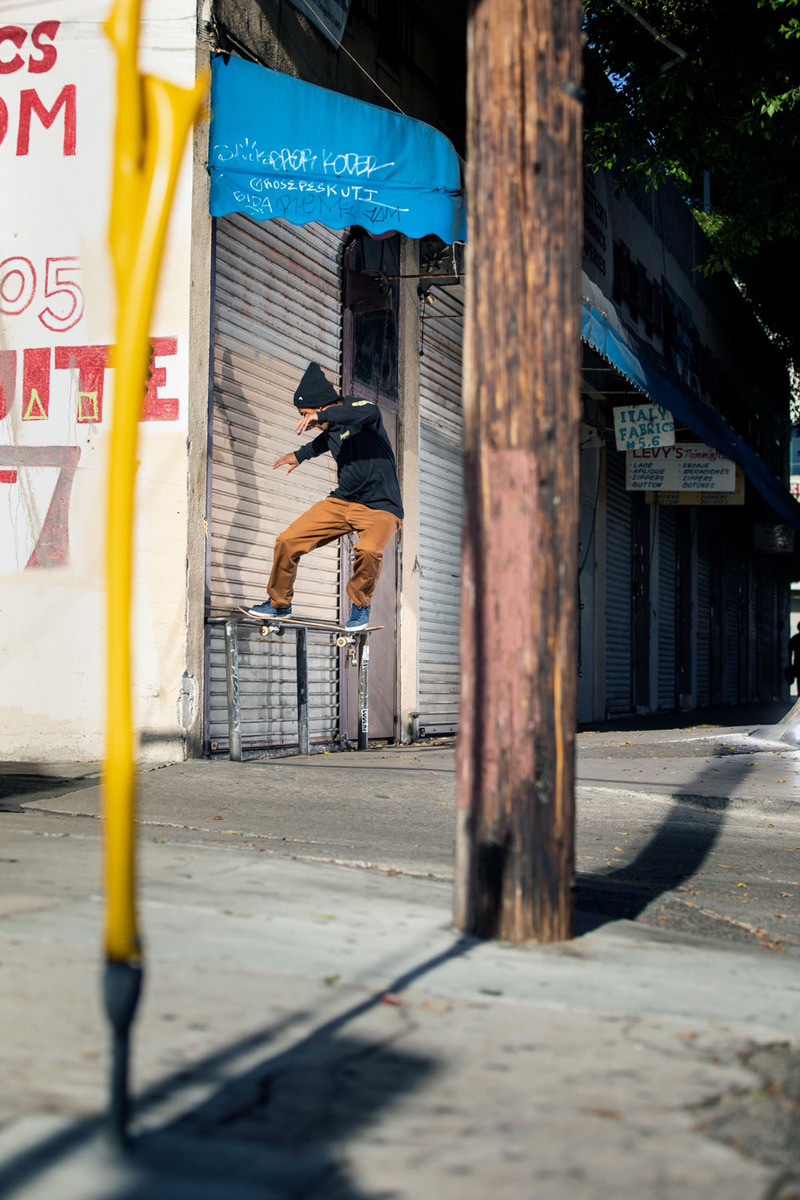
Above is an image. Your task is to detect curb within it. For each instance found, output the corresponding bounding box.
[747,724,800,747]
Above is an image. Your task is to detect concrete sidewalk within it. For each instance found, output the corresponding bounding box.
[1,826,799,1199]
[2,722,800,1199]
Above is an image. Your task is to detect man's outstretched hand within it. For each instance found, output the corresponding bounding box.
[273,452,299,474]
[295,411,321,435]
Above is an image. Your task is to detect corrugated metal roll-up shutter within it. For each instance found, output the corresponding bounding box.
[417,285,464,735]
[722,561,739,705]
[758,568,777,699]
[207,215,345,752]
[769,569,781,698]
[605,447,633,715]
[749,569,758,699]
[657,506,677,709]
[696,537,711,708]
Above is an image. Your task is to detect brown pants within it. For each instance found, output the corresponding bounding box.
[268,497,402,609]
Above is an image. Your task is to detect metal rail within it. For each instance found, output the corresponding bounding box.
[223,619,243,761]
[357,635,370,751]
[212,617,371,759]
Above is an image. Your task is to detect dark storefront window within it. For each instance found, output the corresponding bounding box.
[344,232,400,403]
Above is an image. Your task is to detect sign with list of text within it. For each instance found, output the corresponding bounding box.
[626,444,736,492]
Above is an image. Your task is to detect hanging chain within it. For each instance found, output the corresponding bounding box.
[376,301,390,401]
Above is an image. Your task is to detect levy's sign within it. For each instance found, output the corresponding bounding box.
[626,444,736,493]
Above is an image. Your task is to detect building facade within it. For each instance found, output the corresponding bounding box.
[1,1,796,761]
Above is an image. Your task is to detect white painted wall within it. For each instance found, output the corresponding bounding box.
[0,1,201,760]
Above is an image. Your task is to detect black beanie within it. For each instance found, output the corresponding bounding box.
[293,362,338,409]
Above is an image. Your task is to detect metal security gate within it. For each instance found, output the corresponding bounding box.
[696,535,711,707]
[207,215,345,752]
[657,505,677,709]
[749,568,759,699]
[721,559,739,705]
[605,446,633,715]
[417,285,464,734]
[757,567,778,700]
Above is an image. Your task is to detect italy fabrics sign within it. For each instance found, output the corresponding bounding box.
[613,403,674,451]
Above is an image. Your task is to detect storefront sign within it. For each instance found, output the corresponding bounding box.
[285,0,351,47]
[583,169,609,282]
[613,403,674,451]
[646,467,745,506]
[626,444,736,492]
[580,422,604,450]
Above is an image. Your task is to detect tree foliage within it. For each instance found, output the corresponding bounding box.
[583,0,800,364]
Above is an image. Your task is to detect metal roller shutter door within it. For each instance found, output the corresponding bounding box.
[657,506,677,709]
[696,539,711,708]
[418,286,464,735]
[208,215,345,752]
[758,569,777,699]
[768,571,780,698]
[722,561,739,705]
[605,447,633,716]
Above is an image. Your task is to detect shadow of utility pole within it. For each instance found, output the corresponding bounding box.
[573,750,760,928]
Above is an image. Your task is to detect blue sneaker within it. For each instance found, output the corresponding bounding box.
[345,602,370,630]
[245,600,292,619]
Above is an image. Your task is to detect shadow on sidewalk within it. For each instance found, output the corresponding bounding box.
[573,750,758,930]
[0,768,101,812]
[0,938,476,1199]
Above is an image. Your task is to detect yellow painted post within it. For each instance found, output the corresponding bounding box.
[102,0,206,1144]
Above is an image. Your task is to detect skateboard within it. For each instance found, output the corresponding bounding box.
[236,608,383,647]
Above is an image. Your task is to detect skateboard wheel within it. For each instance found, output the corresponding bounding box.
[335,635,348,647]
[260,624,269,636]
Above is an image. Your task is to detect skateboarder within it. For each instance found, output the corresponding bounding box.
[244,362,403,631]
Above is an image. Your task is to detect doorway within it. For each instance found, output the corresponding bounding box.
[341,231,402,741]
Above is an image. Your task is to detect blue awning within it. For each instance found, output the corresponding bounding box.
[208,54,466,244]
[582,296,800,532]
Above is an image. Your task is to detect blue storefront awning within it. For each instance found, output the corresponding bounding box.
[208,54,466,244]
[582,296,800,532]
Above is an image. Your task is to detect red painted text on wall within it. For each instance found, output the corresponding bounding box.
[0,22,76,156]
[0,337,181,423]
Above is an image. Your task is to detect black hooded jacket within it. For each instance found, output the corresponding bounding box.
[294,397,404,519]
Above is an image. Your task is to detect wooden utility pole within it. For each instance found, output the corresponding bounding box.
[454,0,583,942]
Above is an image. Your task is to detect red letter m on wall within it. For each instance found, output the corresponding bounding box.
[17,85,76,156]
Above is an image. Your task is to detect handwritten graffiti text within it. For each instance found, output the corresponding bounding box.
[213,138,393,179]
[231,187,409,228]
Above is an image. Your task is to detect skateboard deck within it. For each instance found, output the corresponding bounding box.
[236,608,383,645]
